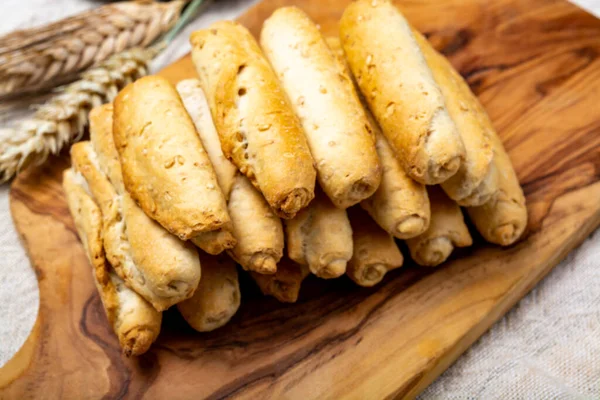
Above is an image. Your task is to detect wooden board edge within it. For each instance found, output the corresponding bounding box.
[0,195,45,387]
[399,181,600,399]
[0,307,41,387]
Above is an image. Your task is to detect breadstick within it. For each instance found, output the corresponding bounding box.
[63,168,161,356]
[285,190,353,279]
[190,21,317,219]
[177,253,240,332]
[174,80,237,198]
[71,141,200,311]
[406,186,472,267]
[176,79,284,274]
[251,259,310,303]
[70,106,202,311]
[340,0,465,185]
[362,124,431,239]
[412,30,497,206]
[227,176,284,273]
[261,7,381,208]
[89,104,125,194]
[347,207,404,287]
[112,75,235,254]
[90,106,202,308]
[467,130,528,246]
[324,37,432,239]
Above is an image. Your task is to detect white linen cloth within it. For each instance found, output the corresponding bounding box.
[0,1,598,398]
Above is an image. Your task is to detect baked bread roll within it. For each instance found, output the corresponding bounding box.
[347,207,404,287]
[71,141,199,311]
[251,258,310,303]
[63,168,161,356]
[413,30,497,206]
[177,253,240,332]
[467,128,528,246]
[175,80,238,198]
[190,21,317,219]
[326,36,430,239]
[261,7,381,209]
[285,190,353,279]
[112,75,235,254]
[177,79,284,274]
[340,0,465,185]
[362,123,431,239]
[406,186,472,267]
[71,105,201,311]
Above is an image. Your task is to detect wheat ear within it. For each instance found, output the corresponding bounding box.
[0,47,159,182]
[0,1,184,98]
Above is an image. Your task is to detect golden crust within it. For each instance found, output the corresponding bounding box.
[413,30,497,206]
[63,168,161,356]
[63,168,118,324]
[70,142,117,212]
[467,128,527,246]
[190,21,316,219]
[176,79,284,273]
[285,190,353,279]
[177,253,240,332]
[327,36,430,239]
[110,274,162,357]
[190,226,237,256]
[347,207,404,287]
[340,0,465,185]
[176,79,237,198]
[261,7,381,208]
[406,186,472,267]
[89,104,124,193]
[113,75,233,243]
[361,126,431,239]
[122,193,201,305]
[251,258,309,303]
[227,175,283,274]
[71,140,200,311]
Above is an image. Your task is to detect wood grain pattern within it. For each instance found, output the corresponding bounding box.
[2,0,600,398]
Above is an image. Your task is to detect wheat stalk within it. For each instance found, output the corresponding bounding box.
[0,46,159,182]
[0,0,209,182]
[0,0,184,98]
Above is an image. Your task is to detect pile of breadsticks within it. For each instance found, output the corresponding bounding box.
[63,0,527,356]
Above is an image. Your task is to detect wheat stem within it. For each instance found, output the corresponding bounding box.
[163,0,212,44]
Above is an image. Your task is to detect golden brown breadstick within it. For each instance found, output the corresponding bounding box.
[467,130,527,246]
[71,141,200,311]
[340,0,465,185]
[227,176,283,273]
[90,106,201,308]
[362,125,431,239]
[174,80,238,198]
[190,21,317,219]
[412,30,497,206]
[71,105,202,311]
[326,36,430,239]
[285,190,353,279]
[89,104,125,193]
[406,186,472,267]
[260,7,381,208]
[63,168,161,356]
[251,258,310,303]
[112,75,235,254]
[176,79,284,274]
[347,207,404,287]
[177,253,240,332]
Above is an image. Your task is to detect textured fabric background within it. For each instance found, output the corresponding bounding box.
[1,1,598,398]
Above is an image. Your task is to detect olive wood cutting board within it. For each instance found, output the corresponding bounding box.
[1,0,600,398]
